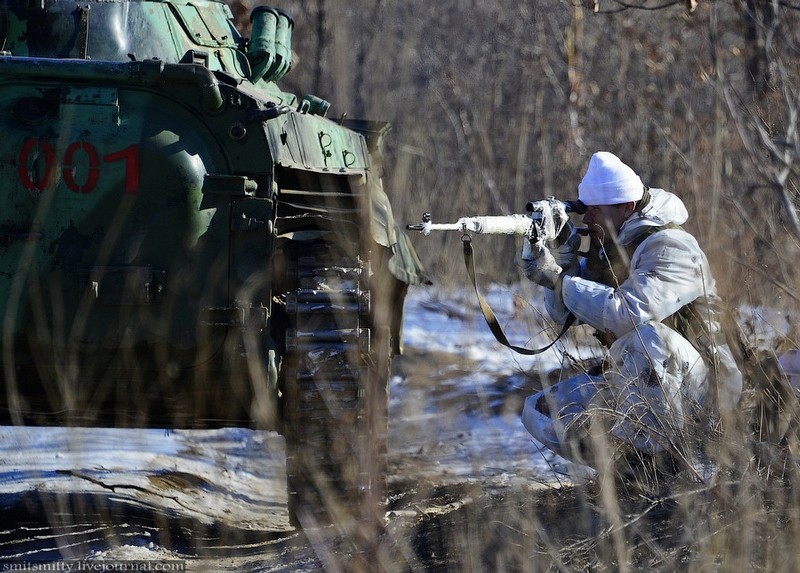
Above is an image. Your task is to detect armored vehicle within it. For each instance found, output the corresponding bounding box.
[0,0,426,526]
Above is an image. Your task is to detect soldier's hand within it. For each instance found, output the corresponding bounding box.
[520,239,563,290]
[551,226,581,276]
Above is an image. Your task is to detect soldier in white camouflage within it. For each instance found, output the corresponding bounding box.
[520,151,742,471]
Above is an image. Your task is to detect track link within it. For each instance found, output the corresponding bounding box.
[282,245,387,527]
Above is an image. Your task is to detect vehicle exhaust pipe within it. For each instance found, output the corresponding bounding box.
[248,6,293,84]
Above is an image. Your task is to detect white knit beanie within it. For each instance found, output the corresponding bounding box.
[577,152,644,206]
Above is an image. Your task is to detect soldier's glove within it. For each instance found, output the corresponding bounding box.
[520,238,563,290]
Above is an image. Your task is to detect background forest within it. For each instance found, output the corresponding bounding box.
[219,3,800,570]
[230,0,800,323]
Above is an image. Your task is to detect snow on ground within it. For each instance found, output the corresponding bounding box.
[0,281,597,552]
[0,426,289,530]
[391,284,800,487]
[403,282,594,374]
[738,304,800,351]
[391,283,601,486]
[1,281,799,549]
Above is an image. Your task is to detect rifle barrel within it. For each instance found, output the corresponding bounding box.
[411,214,533,236]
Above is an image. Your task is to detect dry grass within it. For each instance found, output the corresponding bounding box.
[6,1,800,571]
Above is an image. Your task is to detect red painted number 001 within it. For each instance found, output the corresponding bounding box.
[18,137,140,195]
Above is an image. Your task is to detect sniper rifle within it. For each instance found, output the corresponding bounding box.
[405,197,586,244]
[405,197,587,355]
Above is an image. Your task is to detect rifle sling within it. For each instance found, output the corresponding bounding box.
[462,235,575,356]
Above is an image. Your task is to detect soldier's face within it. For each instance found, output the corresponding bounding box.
[582,202,634,246]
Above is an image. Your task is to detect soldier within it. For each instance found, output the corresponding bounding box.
[519,151,742,471]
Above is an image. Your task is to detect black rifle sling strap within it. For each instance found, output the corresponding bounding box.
[462,235,575,356]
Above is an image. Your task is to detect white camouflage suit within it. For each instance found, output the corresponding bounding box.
[521,186,743,462]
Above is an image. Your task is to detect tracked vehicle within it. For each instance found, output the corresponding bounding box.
[0,0,426,526]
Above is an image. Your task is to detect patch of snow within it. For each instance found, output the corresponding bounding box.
[395,283,604,485]
[402,283,595,378]
[3,280,798,545]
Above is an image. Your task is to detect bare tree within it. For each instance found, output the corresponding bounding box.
[726,65,800,237]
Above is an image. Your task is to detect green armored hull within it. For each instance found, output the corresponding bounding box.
[0,0,426,526]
